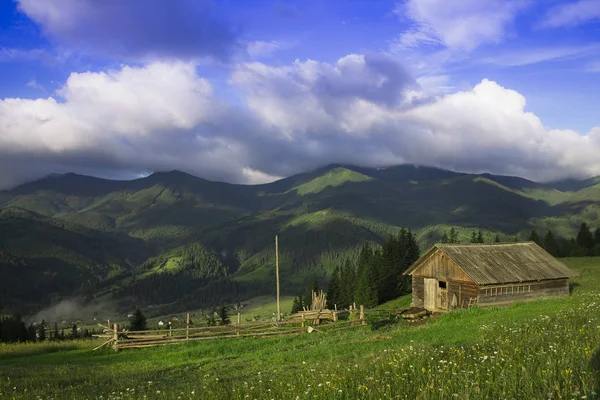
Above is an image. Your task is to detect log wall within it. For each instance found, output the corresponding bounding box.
[412,276,425,308]
[477,278,569,306]
[411,249,477,311]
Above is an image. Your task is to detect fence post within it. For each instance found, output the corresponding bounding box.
[186,313,190,341]
[301,313,305,328]
[360,305,365,325]
[237,313,241,337]
[113,323,119,352]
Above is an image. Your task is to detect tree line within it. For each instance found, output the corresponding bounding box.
[0,314,92,344]
[527,222,600,257]
[290,229,421,311]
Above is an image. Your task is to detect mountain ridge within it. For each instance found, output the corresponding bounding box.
[1,163,600,314]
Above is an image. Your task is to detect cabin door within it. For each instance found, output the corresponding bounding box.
[424,278,437,311]
[437,281,448,311]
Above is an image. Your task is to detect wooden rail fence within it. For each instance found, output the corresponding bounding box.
[93,306,374,351]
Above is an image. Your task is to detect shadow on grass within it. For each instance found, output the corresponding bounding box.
[569,281,580,294]
[0,343,81,360]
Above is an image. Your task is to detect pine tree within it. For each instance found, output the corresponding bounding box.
[218,306,230,325]
[379,236,399,302]
[354,243,377,308]
[291,296,304,314]
[355,266,378,308]
[37,321,46,341]
[53,322,59,341]
[528,230,541,246]
[449,227,459,243]
[129,308,148,331]
[494,234,500,243]
[576,222,595,251]
[543,230,559,257]
[440,231,449,243]
[339,258,356,308]
[71,324,79,338]
[477,230,484,243]
[470,231,478,243]
[595,228,600,245]
[326,266,341,309]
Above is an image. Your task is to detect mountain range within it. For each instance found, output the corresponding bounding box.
[1,164,599,314]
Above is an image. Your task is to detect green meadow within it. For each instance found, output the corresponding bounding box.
[2,257,600,399]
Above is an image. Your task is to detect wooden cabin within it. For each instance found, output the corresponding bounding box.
[403,242,579,312]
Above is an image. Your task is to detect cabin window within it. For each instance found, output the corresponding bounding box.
[439,281,447,289]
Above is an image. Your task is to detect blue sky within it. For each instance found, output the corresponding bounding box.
[0,0,599,188]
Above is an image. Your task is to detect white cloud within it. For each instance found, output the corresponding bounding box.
[479,44,600,67]
[26,79,45,91]
[540,0,600,28]
[393,0,527,52]
[246,41,285,58]
[1,54,600,189]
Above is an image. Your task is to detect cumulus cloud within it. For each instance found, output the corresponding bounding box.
[1,54,600,190]
[392,0,527,52]
[540,0,600,28]
[16,0,240,61]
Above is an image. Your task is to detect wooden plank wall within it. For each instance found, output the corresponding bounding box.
[414,250,473,282]
[477,278,569,306]
[412,249,477,310]
[447,281,478,309]
[412,277,424,308]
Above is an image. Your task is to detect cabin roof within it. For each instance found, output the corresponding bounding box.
[403,242,579,285]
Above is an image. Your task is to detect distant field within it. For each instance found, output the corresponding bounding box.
[1,257,600,399]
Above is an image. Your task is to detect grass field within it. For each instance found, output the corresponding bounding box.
[2,258,600,399]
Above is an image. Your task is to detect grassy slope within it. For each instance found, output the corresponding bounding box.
[2,257,599,399]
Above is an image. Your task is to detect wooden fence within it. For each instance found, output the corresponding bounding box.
[93,307,371,351]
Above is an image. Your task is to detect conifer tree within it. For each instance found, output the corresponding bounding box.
[449,227,459,243]
[544,230,559,257]
[38,321,46,341]
[129,308,148,331]
[291,295,304,314]
[354,243,377,308]
[379,236,399,302]
[339,258,356,308]
[470,231,478,243]
[440,231,449,243]
[595,228,600,245]
[494,234,501,243]
[528,230,541,246]
[477,230,484,243]
[576,222,595,251]
[326,266,341,309]
[218,305,230,325]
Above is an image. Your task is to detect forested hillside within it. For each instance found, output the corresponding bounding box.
[1,164,600,314]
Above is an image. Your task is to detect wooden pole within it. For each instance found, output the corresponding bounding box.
[301,313,305,328]
[275,235,281,323]
[237,313,241,337]
[113,323,119,352]
[186,313,190,341]
[360,305,365,325]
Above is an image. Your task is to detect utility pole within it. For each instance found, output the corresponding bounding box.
[275,234,281,322]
